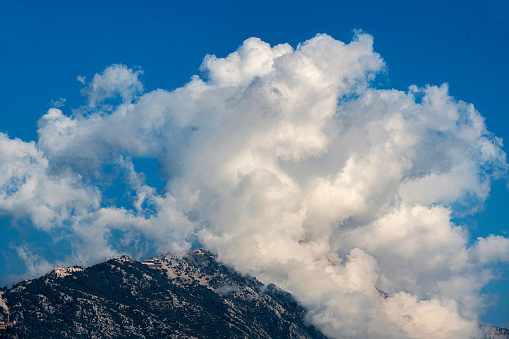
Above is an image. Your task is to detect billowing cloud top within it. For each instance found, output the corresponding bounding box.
[1,33,508,338]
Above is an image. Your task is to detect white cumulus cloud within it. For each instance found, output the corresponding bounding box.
[0,32,508,338]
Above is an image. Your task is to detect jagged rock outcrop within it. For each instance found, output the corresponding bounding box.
[0,249,326,338]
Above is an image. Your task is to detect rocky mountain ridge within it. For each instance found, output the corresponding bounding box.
[0,249,507,338]
[0,249,325,338]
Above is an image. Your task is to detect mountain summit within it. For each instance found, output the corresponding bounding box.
[0,249,325,338]
[0,249,507,338]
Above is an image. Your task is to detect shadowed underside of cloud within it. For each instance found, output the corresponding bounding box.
[1,33,508,338]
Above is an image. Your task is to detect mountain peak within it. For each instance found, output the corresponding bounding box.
[1,250,507,338]
[0,250,326,338]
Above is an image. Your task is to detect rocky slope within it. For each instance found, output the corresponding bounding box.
[482,326,509,339]
[0,249,507,338]
[0,249,326,338]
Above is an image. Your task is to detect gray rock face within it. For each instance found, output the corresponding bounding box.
[481,325,509,339]
[0,249,507,339]
[0,249,326,338]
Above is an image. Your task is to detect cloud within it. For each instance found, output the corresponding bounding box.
[0,132,100,230]
[1,32,508,338]
[49,98,66,108]
[472,235,509,265]
[80,64,143,107]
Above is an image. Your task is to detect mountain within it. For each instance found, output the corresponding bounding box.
[0,249,507,339]
[483,326,509,339]
[0,249,326,338]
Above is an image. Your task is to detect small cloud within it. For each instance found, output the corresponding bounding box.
[80,64,143,107]
[50,98,66,108]
[77,76,86,84]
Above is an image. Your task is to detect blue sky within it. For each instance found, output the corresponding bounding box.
[1,0,508,333]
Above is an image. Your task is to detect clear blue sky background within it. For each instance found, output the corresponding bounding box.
[1,0,508,328]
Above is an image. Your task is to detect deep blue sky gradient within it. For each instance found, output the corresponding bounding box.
[1,0,508,327]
